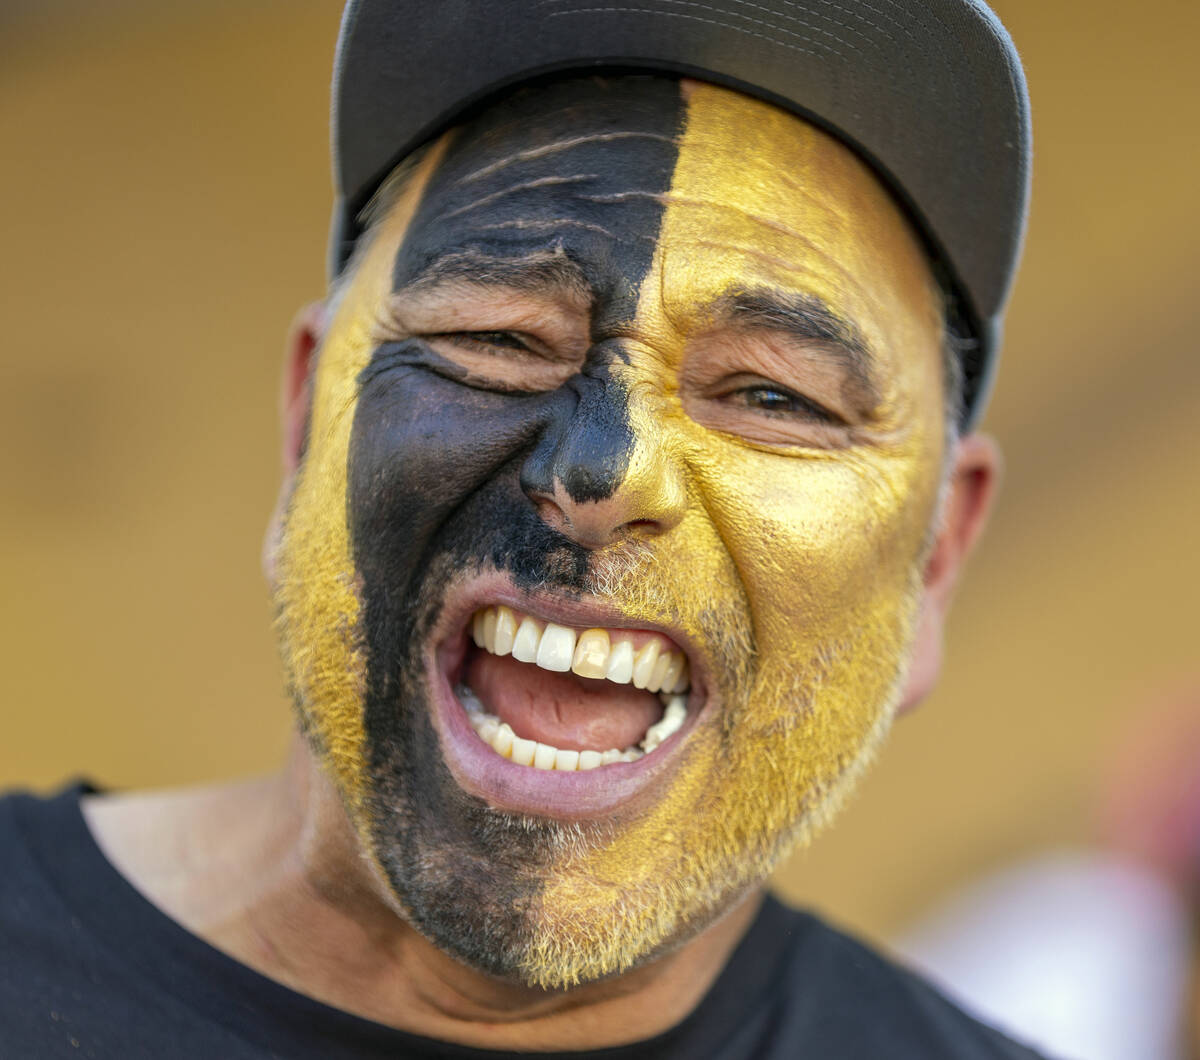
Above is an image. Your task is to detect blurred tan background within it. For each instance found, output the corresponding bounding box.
[1,0,1196,945]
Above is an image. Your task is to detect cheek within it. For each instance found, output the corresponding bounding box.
[689,439,941,656]
[348,368,547,565]
[280,360,555,809]
[274,335,376,809]
[346,365,600,672]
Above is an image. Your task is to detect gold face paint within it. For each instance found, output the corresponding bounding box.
[273,79,946,990]
[527,84,945,985]
[274,145,447,813]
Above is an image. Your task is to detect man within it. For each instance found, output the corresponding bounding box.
[1,1,1038,1055]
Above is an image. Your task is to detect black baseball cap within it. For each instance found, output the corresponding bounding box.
[330,0,1031,428]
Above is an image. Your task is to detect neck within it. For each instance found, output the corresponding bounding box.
[84,734,762,1050]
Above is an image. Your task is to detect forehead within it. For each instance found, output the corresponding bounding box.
[391,77,682,320]
[378,76,939,374]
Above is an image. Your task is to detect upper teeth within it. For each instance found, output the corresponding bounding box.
[471,606,690,694]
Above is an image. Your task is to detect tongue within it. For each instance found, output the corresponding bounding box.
[465,651,663,752]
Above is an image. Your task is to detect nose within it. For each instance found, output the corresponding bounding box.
[520,371,686,549]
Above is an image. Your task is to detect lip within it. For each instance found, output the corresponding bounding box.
[426,571,711,819]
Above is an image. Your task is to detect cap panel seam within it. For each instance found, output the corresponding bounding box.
[845,0,961,82]
[540,4,845,60]
[655,0,881,51]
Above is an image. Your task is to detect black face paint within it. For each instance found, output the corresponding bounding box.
[344,77,686,976]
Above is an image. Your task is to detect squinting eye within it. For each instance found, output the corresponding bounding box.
[420,327,582,394]
[743,387,795,413]
[438,331,532,354]
[732,385,841,424]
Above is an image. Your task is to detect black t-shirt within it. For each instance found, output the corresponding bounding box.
[1,785,1047,1059]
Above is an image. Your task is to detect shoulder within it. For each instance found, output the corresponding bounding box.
[0,782,89,917]
[0,783,258,1058]
[760,897,1050,1059]
[0,783,121,1053]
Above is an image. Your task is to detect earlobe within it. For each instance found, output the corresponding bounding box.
[896,433,1001,715]
[263,301,328,584]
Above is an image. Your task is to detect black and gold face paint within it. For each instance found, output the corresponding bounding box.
[275,77,946,988]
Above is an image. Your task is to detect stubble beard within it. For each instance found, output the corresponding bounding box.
[278,517,923,990]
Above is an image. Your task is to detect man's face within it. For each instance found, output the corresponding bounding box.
[275,78,946,988]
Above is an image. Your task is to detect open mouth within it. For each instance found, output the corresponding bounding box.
[454,604,693,772]
[427,581,707,817]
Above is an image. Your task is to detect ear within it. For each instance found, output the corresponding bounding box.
[895,433,1001,715]
[262,302,327,584]
[280,302,327,474]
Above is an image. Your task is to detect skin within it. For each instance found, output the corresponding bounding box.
[85,77,997,1049]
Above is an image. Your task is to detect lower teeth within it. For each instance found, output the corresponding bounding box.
[458,685,687,770]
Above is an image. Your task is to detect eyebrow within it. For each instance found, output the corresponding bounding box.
[395,249,592,304]
[708,289,879,406]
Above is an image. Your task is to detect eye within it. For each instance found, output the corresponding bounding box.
[419,327,581,393]
[435,331,535,355]
[726,383,843,425]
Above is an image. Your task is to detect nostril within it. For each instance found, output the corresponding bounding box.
[532,496,567,533]
[533,489,669,550]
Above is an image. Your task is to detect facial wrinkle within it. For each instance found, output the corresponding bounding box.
[739,167,860,224]
[716,289,870,361]
[659,194,836,246]
[437,174,600,223]
[394,248,591,307]
[571,191,669,205]
[666,239,865,301]
[454,131,680,186]
[471,218,636,241]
